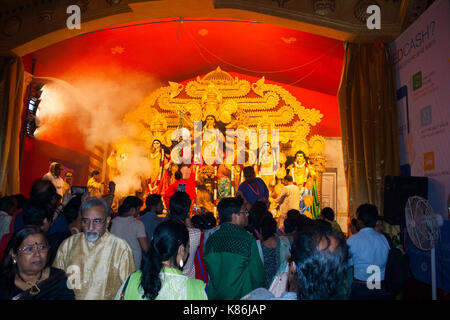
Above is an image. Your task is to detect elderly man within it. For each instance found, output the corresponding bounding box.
[53,197,135,300]
[43,162,64,197]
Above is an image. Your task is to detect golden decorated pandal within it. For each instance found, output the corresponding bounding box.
[107,67,328,203]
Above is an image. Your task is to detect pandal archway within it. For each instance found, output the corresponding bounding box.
[108,67,328,219]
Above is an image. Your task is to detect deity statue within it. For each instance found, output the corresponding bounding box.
[106,149,121,183]
[201,115,225,165]
[287,150,320,219]
[147,139,171,195]
[257,141,277,188]
[118,67,328,218]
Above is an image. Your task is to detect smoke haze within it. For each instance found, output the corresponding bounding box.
[36,70,161,196]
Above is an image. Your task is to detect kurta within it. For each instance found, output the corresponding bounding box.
[53,231,135,300]
[204,223,265,300]
[275,184,301,228]
[87,177,103,197]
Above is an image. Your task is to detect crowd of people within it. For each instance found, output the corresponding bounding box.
[0,161,408,300]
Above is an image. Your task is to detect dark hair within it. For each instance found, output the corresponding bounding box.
[174,171,182,180]
[91,170,100,177]
[217,197,243,224]
[0,226,50,294]
[259,214,277,241]
[191,212,216,230]
[243,166,255,178]
[140,220,189,299]
[190,214,203,229]
[146,194,162,210]
[350,218,360,231]
[284,175,293,183]
[169,191,191,221]
[291,223,350,300]
[294,150,309,162]
[247,201,268,236]
[0,196,15,214]
[320,207,335,221]
[356,204,378,228]
[284,209,314,234]
[12,194,27,210]
[314,219,332,232]
[118,196,143,216]
[62,196,82,224]
[30,179,57,205]
[22,201,55,227]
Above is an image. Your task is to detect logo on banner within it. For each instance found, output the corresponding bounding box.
[424,152,435,171]
[420,106,432,127]
[413,71,422,91]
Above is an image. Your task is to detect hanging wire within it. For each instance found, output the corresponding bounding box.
[185,26,341,75]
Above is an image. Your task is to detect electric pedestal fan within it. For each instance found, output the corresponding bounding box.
[405,196,444,300]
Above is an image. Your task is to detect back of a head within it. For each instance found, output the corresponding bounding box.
[314,219,332,232]
[141,220,189,299]
[284,209,301,234]
[356,203,378,228]
[243,166,255,176]
[202,212,217,230]
[22,201,55,228]
[217,197,243,224]
[169,191,191,221]
[146,194,162,210]
[259,214,277,241]
[284,175,293,183]
[30,179,57,205]
[174,171,182,181]
[118,196,143,216]
[248,200,268,231]
[284,210,313,234]
[291,224,350,300]
[12,194,27,210]
[0,196,16,214]
[62,196,82,224]
[91,170,100,177]
[320,207,335,221]
[190,214,204,230]
[286,209,300,220]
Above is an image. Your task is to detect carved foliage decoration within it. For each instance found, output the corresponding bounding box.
[124,67,326,158]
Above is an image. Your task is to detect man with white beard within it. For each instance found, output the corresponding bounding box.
[53,197,135,300]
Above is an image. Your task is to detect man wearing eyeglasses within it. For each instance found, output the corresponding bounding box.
[204,196,265,300]
[53,197,135,300]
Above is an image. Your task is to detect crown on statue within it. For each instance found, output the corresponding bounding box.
[201,83,237,124]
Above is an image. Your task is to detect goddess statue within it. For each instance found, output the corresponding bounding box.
[147,139,171,195]
[257,141,277,188]
[287,150,320,219]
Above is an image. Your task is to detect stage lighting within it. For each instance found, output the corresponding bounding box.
[25,80,44,138]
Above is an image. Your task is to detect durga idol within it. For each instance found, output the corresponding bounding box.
[148,139,171,195]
